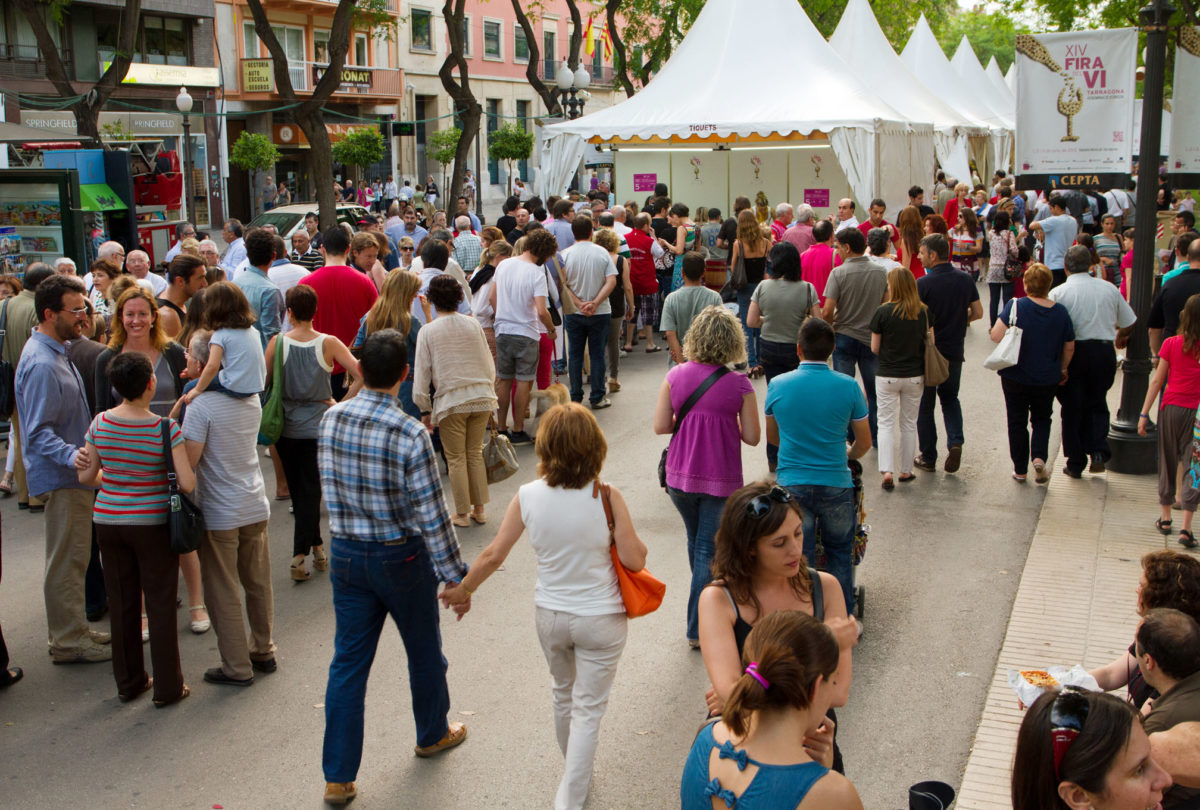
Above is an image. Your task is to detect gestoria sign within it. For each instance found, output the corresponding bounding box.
[1014,28,1137,188]
[20,111,185,137]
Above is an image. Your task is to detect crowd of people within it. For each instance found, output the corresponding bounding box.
[2,167,1200,810]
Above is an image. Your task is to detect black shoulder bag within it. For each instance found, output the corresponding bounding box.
[0,299,14,416]
[659,366,732,488]
[161,419,205,554]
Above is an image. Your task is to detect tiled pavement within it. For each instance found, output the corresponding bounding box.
[956,469,1192,809]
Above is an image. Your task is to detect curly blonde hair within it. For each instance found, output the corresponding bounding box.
[683,305,746,366]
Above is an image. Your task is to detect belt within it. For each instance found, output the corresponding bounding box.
[1075,339,1114,344]
[382,536,420,546]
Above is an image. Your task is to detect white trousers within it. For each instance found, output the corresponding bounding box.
[876,375,924,474]
[535,607,628,810]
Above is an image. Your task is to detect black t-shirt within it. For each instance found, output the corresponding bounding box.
[652,217,674,242]
[718,217,739,247]
[1149,268,1200,338]
[918,205,935,218]
[870,303,930,378]
[917,262,980,362]
[505,227,524,246]
[496,214,517,235]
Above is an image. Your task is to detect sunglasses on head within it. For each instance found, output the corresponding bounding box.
[744,486,793,518]
[1050,686,1091,781]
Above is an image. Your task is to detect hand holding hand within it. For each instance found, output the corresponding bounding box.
[450,597,471,621]
[440,582,471,608]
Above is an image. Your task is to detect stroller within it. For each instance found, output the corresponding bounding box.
[811,459,869,619]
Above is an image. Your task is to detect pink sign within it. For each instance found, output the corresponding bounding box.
[633,173,658,193]
[804,189,830,208]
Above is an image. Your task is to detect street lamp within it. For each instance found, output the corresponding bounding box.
[555,59,591,119]
[1109,0,1176,474]
[175,86,193,221]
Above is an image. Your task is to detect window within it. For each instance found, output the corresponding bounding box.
[411,8,433,51]
[516,100,530,181]
[483,20,501,60]
[486,99,501,185]
[592,35,602,72]
[314,30,330,63]
[242,21,259,58]
[354,33,368,66]
[543,29,556,79]
[514,26,529,63]
[99,14,182,65]
[460,15,471,56]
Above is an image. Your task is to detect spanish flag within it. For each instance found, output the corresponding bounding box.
[584,16,594,57]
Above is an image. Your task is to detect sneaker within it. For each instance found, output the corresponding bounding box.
[51,639,112,664]
[1089,454,1107,474]
[944,445,962,473]
[590,397,612,410]
[913,455,936,472]
[508,430,534,446]
[414,722,468,757]
[1033,461,1049,484]
[324,782,357,805]
[855,618,864,639]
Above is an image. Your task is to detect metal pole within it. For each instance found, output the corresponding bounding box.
[1108,0,1175,474]
[181,114,192,222]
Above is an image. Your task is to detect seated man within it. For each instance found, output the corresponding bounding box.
[1138,608,1200,808]
[765,317,871,625]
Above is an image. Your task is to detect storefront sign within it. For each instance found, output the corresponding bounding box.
[804,189,830,208]
[312,66,372,92]
[1015,29,1137,189]
[102,61,221,88]
[19,111,184,138]
[242,59,275,93]
[1170,26,1200,185]
[273,123,373,147]
[633,173,657,192]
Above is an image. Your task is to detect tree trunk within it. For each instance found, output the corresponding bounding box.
[14,0,142,146]
[245,0,355,230]
[605,0,637,98]
[510,0,562,116]
[440,0,481,209]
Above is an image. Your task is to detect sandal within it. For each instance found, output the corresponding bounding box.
[291,555,311,582]
[881,475,895,491]
[153,684,190,709]
[1157,518,1174,535]
[118,678,153,703]
[0,472,13,496]
[748,366,765,379]
[312,545,329,572]
[1181,530,1199,550]
[645,345,662,354]
[189,605,210,634]
[1012,472,1027,482]
[898,474,916,483]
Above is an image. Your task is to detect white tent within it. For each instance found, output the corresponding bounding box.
[829,0,979,190]
[949,37,1015,173]
[985,57,1016,112]
[542,0,933,214]
[902,15,1009,180]
[1005,64,1016,93]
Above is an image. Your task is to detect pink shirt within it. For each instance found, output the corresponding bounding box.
[783,222,815,255]
[1160,336,1200,409]
[1120,249,1133,300]
[801,243,841,306]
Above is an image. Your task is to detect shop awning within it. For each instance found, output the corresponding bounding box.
[0,120,88,143]
[78,183,128,212]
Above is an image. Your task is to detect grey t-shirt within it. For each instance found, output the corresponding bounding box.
[182,391,270,531]
[562,241,618,316]
[661,285,723,343]
[751,278,818,345]
[823,256,888,345]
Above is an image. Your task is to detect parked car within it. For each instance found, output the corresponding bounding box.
[246,203,370,240]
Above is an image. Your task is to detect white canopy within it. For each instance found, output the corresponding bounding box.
[1005,64,1016,93]
[985,57,1016,111]
[951,37,1015,130]
[829,0,977,187]
[544,0,932,211]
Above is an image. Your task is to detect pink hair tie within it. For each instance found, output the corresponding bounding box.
[745,662,770,690]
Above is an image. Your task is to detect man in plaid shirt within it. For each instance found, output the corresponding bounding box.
[317,329,470,806]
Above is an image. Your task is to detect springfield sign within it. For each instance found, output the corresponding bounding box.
[1014,28,1137,189]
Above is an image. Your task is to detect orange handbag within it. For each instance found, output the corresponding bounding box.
[594,481,665,618]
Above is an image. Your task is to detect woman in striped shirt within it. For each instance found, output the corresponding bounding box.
[76,352,196,707]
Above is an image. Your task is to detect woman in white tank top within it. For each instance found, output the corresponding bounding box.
[443,403,647,810]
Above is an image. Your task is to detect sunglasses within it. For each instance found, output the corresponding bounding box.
[401,246,414,251]
[1050,686,1090,780]
[745,486,793,518]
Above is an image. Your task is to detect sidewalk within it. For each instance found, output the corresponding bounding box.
[956,468,1184,809]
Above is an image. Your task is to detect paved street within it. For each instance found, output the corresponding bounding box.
[1,284,1055,809]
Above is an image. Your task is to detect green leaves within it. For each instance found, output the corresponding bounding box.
[331,127,386,170]
[487,122,534,164]
[428,127,463,167]
[229,132,280,172]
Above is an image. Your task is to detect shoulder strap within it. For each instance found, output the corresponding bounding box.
[673,366,732,437]
[809,567,825,621]
[592,481,616,542]
[160,418,179,490]
[0,298,8,337]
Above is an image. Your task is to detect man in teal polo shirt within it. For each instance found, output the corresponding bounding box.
[765,317,872,618]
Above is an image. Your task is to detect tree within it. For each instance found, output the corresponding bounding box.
[428,127,462,199]
[13,0,141,144]
[243,0,394,229]
[488,123,535,196]
[934,9,1030,73]
[509,0,586,113]
[439,0,482,208]
[230,132,280,217]
[331,128,386,186]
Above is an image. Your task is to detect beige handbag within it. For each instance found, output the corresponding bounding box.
[483,424,519,484]
[923,322,951,387]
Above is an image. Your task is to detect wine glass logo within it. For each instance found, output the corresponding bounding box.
[1016,34,1083,144]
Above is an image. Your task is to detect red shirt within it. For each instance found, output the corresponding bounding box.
[771,219,788,243]
[1161,335,1200,409]
[625,229,659,295]
[858,218,899,245]
[300,264,378,372]
[943,198,965,229]
[800,243,842,306]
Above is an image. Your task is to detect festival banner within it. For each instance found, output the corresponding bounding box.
[1169,27,1200,186]
[1014,28,1137,190]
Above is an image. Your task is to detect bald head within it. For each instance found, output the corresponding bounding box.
[455,215,472,231]
[126,249,150,278]
[611,206,626,222]
[97,241,126,264]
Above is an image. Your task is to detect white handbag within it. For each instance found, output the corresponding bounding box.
[984,296,1022,371]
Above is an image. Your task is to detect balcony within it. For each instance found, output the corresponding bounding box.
[537,59,615,89]
[254,0,399,13]
[0,43,73,80]
[240,58,402,98]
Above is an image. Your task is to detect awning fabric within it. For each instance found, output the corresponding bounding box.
[79,183,128,212]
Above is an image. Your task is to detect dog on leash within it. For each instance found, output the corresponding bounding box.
[529,382,570,418]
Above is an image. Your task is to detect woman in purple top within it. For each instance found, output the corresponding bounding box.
[654,305,760,647]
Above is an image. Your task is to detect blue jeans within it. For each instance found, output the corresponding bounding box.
[917,360,964,463]
[666,488,727,642]
[759,339,799,468]
[565,313,611,404]
[736,284,760,367]
[322,538,451,783]
[832,334,878,444]
[785,484,856,616]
